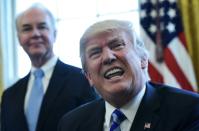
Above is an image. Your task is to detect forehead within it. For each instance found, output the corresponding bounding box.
[85,30,129,47]
[18,8,50,26]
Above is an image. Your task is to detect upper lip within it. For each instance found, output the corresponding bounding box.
[29,41,44,46]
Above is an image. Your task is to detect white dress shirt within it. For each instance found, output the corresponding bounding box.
[103,85,146,131]
[24,56,58,110]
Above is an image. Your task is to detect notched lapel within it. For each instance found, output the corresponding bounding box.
[36,60,69,130]
[130,82,160,131]
[13,74,30,130]
[80,99,105,131]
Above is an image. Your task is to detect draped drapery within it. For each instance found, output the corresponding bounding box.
[0,0,18,100]
[179,0,199,88]
[0,41,3,100]
[0,0,5,101]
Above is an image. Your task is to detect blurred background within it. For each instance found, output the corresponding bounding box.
[0,0,199,98]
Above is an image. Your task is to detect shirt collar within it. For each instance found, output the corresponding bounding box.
[31,56,58,76]
[105,85,146,127]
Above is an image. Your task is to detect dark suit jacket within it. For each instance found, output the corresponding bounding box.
[58,82,199,131]
[1,60,98,131]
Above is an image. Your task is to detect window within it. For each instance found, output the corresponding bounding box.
[16,0,140,77]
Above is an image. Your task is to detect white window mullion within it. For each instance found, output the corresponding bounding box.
[1,0,18,88]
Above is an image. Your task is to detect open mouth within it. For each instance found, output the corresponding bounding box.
[104,67,124,79]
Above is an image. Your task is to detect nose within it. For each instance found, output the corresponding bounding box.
[102,48,116,65]
[31,28,41,38]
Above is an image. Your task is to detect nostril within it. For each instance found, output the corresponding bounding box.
[103,58,116,65]
[31,35,41,39]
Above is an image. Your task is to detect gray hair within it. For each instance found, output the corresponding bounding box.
[80,19,149,72]
[15,3,56,32]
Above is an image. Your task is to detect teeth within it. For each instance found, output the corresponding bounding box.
[104,68,124,79]
[106,68,121,76]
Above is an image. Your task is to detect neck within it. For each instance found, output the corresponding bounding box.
[31,53,54,68]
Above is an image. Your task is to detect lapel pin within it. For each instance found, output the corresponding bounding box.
[144,122,151,129]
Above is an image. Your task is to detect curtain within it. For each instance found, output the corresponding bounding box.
[179,0,199,88]
[0,0,18,93]
[0,43,3,101]
[0,0,5,101]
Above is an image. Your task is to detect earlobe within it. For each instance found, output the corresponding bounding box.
[141,58,148,69]
[54,30,57,40]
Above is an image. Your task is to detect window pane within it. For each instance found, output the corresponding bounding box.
[57,0,97,18]
[97,11,140,34]
[97,0,138,15]
[16,0,57,14]
[16,0,140,78]
[55,18,97,67]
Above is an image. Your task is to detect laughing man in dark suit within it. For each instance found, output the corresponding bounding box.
[58,19,199,131]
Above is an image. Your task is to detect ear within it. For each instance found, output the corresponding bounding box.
[141,57,148,69]
[54,30,57,39]
[85,72,94,87]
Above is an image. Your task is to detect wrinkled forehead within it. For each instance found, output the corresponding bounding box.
[84,30,118,48]
[85,28,132,47]
[80,28,133,56]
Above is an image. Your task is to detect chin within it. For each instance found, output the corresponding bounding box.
[30,52,45,57]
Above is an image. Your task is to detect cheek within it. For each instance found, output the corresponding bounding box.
[45,32,55,43]
[19,36,27,46]
[87,61,100,75]
[86,55,102,71]
[18,33,30,43]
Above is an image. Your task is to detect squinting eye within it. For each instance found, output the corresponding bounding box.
[21,27,32,32]
[88,49,101,59]
[110,42,125,50]
[38,25,48,30]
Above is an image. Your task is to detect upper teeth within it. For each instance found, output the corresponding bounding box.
[104,68,124,79]
[106,68,121,76]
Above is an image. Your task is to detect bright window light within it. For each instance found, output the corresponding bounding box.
[16,0,139,78]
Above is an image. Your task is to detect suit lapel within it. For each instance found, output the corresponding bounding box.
[36,60,68,130]
[80,99,105,131]
[15,74,30,130]
[130,82,160,131]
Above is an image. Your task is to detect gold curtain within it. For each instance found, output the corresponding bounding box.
[179,0,199,88]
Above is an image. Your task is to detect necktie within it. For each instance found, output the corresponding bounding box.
[26,69,44,131]
[110,109,126,131]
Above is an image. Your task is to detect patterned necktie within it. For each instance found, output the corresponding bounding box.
[26,69,44,131]
[110,109,126,131]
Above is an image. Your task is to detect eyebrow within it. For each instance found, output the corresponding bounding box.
[21,23,31,28]
[38,22,48,26]
[21,22,47,27]
[87,44,100,53]
[108,38,124,45]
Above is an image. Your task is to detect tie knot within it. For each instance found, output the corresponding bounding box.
[111,109,126,125]
[34,69,44,78]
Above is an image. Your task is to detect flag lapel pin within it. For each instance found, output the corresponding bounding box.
[144,122,151,129]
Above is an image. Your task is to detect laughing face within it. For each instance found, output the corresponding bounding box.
[84,29,147,107]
